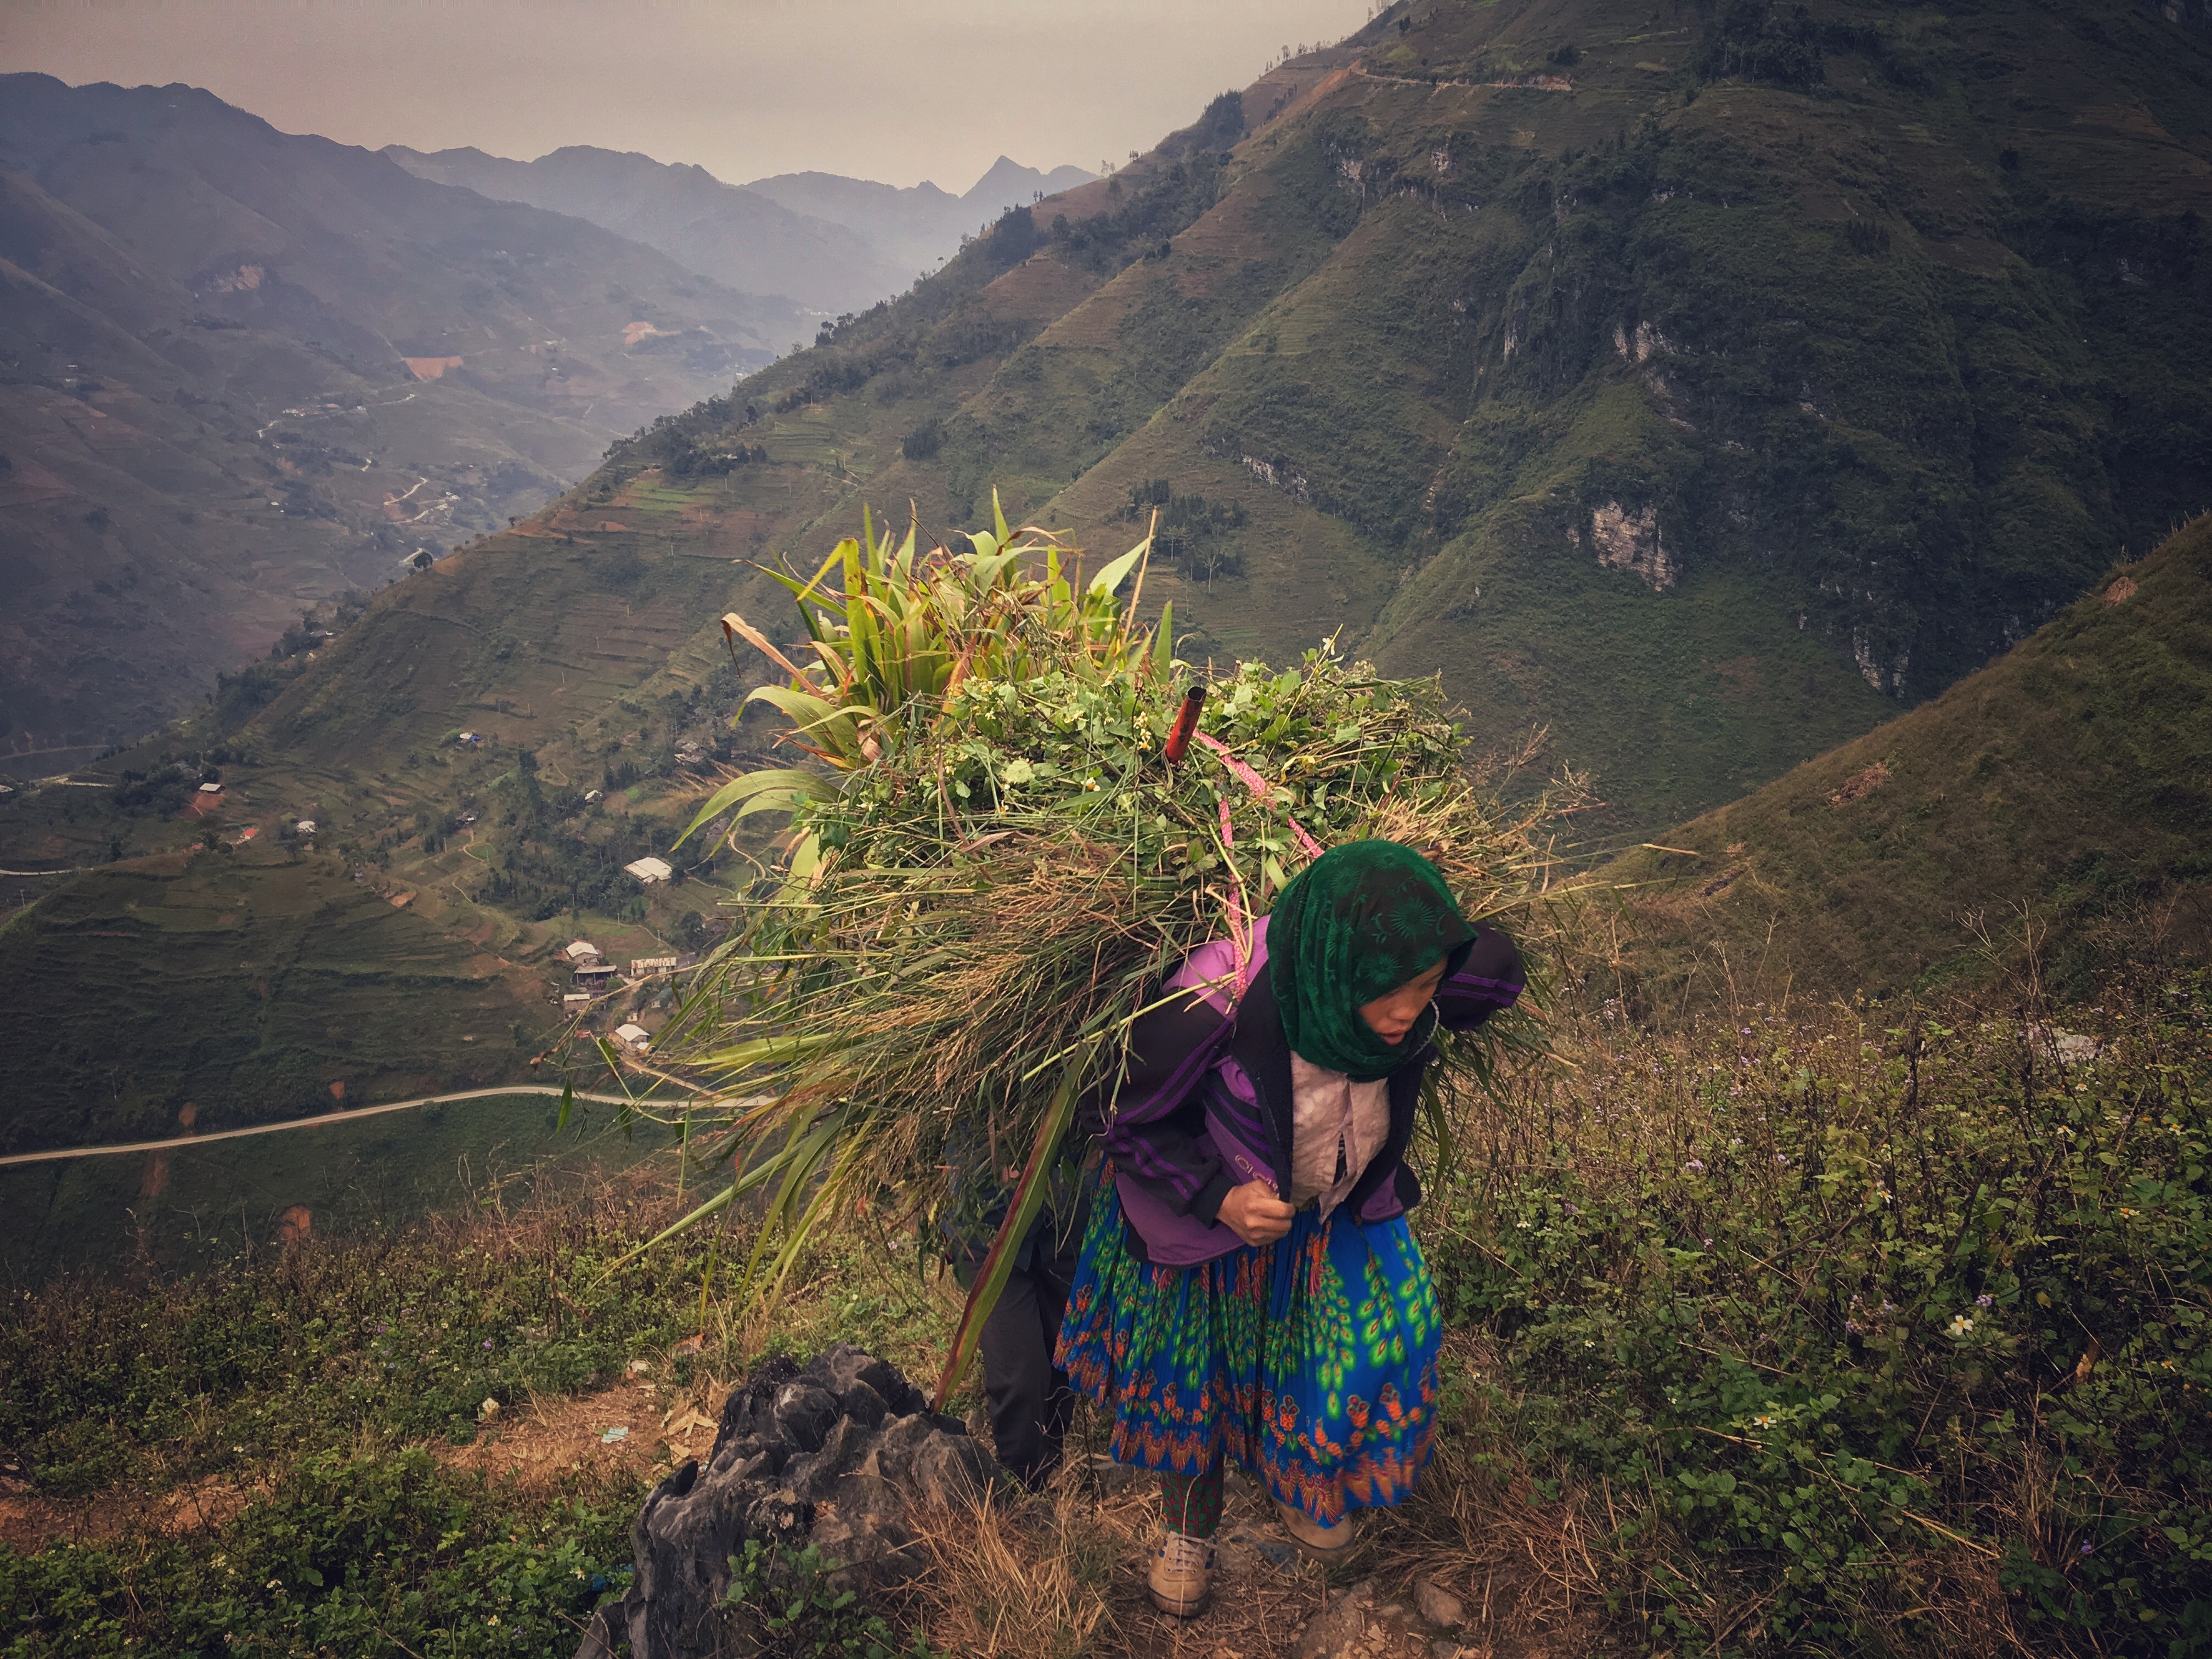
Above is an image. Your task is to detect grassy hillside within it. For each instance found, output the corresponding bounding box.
[0,844,554,1154]
[1606,513,2212,1006]
[0,1090,668,1284]
[548,0,2212,836]
[5,983,2208,1655]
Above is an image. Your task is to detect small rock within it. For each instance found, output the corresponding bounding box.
[477,1397,501,1424]
[1291,1578,1376,1659]
[1414,1579,1466,1629]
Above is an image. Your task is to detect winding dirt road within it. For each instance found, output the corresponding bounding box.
[0,1085,690,1168]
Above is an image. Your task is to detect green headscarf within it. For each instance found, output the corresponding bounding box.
[1267,839,1474,1082]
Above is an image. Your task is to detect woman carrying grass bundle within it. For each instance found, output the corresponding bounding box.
[1055,839,1524,1618]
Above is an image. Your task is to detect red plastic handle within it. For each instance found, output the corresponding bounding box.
[1162,685,1205,765]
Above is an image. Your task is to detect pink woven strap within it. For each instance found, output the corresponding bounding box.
[1196,732,1324,861]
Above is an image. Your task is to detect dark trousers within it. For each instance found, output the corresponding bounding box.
[978,1240,1079,1487]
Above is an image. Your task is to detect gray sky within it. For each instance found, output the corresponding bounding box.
[1,0,1375,191]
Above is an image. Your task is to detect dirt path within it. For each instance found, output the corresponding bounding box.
[0,1086,694,1168]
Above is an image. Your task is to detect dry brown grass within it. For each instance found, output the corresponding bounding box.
[892,1373,1632,1659]
[900,1447,1331,1659]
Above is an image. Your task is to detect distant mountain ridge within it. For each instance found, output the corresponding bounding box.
[742,157,1098,281]
[0,72,804,763]
[383,144,1095,315]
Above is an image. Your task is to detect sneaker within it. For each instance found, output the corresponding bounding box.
[1274,1498,1356,1562]
[1147,1530,1213,1618]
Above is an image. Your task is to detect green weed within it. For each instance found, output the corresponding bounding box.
[1422,973,2212,1652]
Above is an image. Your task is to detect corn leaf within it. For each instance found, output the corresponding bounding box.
[675,769,838,848]
[932,1056,1088,1412]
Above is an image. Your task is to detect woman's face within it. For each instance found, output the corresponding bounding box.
[1358,958,1448,1045]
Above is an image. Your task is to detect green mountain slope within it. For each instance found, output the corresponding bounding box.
[510,0,2212,836]
[1605,514,2212,1005]
[0,844,545,1154]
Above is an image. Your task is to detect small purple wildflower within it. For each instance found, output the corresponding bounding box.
[1844,1318,1863,1334]
[1975,1294,1994,1309]
[1775,1153,1791,1166]
[2079,1542,2095,1557]
[1740,1027,1754,1036]
[482,1338,494,1349]
[1681,1159,1707,1174]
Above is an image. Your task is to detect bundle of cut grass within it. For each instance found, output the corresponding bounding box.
[646,499,1579,1390]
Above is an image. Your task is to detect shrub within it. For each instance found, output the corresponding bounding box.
[1425,975,2212,1651]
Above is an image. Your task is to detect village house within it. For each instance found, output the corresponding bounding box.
[563,939,602,962]
[623,856,674,884]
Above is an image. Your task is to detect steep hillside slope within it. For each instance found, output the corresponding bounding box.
[0,74,804,766]
[13,0,2212,1148]
[552,0,2212,835]
[382,144,910,314]
[1605,514,2212,1006]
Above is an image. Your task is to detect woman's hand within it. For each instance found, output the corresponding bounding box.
[1216,1180,1296,1247]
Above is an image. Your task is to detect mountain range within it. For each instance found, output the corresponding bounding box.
[383,144,1095,317]
[0,72,804,768]
[4,0,2211,1154]
[0,74,1090,770]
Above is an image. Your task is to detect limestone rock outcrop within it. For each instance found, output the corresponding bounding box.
[575,1345,1003,1659]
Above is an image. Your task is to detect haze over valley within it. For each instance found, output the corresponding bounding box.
[0,74,1092,766]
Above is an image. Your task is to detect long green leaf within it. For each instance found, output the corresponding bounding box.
[674,768,838,848]
[600,1142,793,1276]
[745,685,862,757]
[690,1031,839,1071]
[1087,538,1148,598]
[933,1057,1089,1412]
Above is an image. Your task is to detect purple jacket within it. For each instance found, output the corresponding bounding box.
[1099,914,1526,1264]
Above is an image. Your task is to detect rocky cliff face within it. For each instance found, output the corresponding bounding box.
[578,1345,1005,1659]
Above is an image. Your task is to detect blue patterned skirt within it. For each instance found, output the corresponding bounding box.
[1052,1161,1443,1523]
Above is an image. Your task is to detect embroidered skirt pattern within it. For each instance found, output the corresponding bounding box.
[1053,1164,1442,1523]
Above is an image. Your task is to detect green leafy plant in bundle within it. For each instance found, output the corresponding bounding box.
[636,493,1581,1401]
